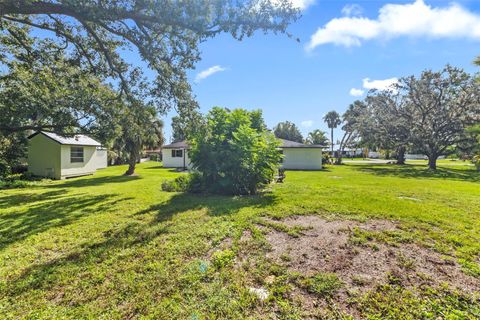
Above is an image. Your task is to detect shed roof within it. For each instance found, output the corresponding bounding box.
[162,140,190,149]
[28,131,101,146]
[162,139,325,149]
[277,139,324,148]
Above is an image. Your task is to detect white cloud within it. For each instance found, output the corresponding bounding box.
[301,120,314,127]
[362,77,398,91]
[342,4,363,17]
[194,65,227,83]
[306,0,480,50]
[349,88,365,97]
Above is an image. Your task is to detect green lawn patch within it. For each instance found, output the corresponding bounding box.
[0,161,479,318]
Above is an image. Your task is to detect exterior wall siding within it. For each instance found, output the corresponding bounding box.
[282,148,323,170]
[93,148,108,169]
[28,134,62,179]
[59,145,98,178]
[162,149,192,168]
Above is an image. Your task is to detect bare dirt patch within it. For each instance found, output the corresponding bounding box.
[265,215,479,295]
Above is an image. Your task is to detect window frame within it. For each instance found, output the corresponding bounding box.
[171,149,183,158]
[70,146,84,163]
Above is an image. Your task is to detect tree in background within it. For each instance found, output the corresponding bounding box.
[1,1,298,113]
[190,107,281,195]
[273,121,303,143]
[360,90,411,165]
[171,99,205,142]
[113,103,164,176]
[306,129,329,145]
[335,101,366,165]
[323,111,341,157]
[399,66,480,169]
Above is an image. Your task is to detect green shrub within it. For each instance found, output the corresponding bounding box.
[301,272,343,297]
[161,172,204,193]
[189,107,281,195]
[473,155,480,171]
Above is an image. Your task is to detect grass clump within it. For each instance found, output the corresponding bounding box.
[211,249,236,269]
[301,272,343,297]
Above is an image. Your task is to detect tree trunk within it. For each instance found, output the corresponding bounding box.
[396,146,406,165]
[330,128,334,158]
[125,151,137,175]
[428,154,438,170]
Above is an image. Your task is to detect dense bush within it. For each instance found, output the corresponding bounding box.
[473,155,480,171]
[189,107,281,195]
[161,172,204,193]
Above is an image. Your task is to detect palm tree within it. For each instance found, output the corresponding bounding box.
[323,111,341,157]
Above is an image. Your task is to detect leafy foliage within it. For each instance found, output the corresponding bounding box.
[359,66,480,169]
[0,0,299,109]
[306,129,328,145]
[273,121,303,143]
[189,107,281,195]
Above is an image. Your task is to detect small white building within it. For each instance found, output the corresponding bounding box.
[161,139,323,170]
[28,131,107,180]
[277,139,323,170]
[161,141,191,169]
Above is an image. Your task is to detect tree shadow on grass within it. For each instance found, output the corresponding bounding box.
[352,164,480,183]
[137,191,278,223]
[43,174,142,189]
[0,190,131,250]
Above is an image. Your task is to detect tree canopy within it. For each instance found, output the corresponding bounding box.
[399,66,480,169]
[358,66,480,169]
[273,121,303,143]
[189,107,281,195]
[306,129,328,145]
[1,1,299,111]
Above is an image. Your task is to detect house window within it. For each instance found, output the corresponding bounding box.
[70,146,84,163]
[171,149,183,158]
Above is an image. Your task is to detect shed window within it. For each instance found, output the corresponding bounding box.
[71,146,84,163]
[171,149,183,158]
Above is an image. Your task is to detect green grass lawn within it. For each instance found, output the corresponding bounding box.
[1,161,479,319]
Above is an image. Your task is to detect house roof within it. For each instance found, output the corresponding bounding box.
[162,139,325,149]
[277,139,324,149]
[28,131,102,146]
[162,140,190,149]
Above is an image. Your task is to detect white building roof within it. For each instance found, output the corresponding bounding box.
[28,131,102,146]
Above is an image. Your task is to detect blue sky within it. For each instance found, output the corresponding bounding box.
[160,0,480,142]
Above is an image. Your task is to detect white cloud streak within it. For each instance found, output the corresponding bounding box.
[194,65,227,83]
[307,0,480,50]
[349,88,365,97]
[301,120,314,127]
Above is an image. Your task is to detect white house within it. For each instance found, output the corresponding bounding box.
[161,141,192,169]
[161,139,323,170]
[28,131,107,180]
